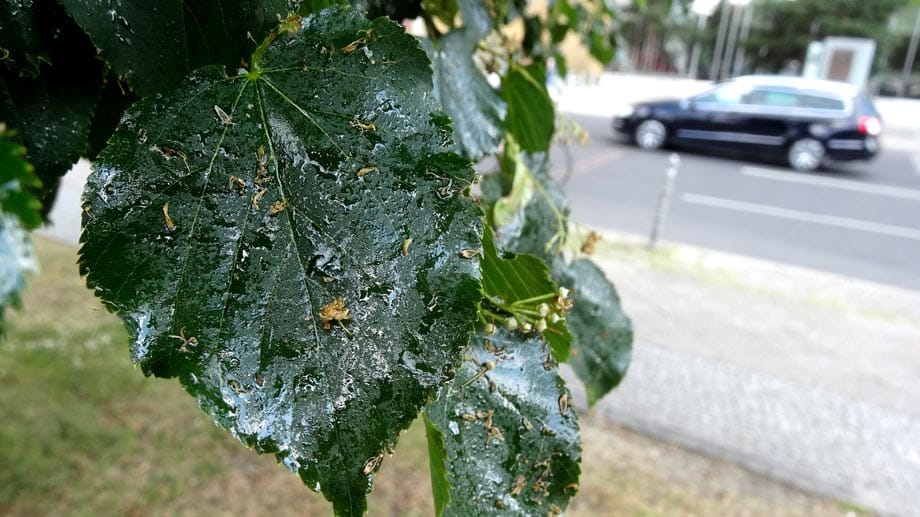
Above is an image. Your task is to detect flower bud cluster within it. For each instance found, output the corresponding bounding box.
[485,287,572,337]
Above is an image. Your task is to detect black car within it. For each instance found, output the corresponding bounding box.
[612,75,882,171]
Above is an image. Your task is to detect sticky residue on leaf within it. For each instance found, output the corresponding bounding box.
[319,296,352,330]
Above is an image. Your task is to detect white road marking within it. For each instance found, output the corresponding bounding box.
[741,166,920,202]
[682,193,920,242]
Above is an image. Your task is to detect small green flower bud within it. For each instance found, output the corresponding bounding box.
[504,317,519,331]
[535,319,547,332]
[484,322,496,335]
[537,303,550,317]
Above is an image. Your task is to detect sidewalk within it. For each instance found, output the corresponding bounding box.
[568,232,920,516]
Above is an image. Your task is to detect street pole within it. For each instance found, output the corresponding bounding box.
[648,153,681,251]
[688,13,707,79]
[901,6,920,97]
[709,0,731,81]
[721,3,743,80]
[732,3,754,77]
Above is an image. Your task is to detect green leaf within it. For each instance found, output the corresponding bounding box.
[425,328,581,516]
[586,21,617,65]
[501,64,554,153]
[0,125,41,229]
[481,226,571,362]
[552,259,632,406]
[422,29,506,161]
[486,150,632,405]
[78,9,482,516]
[0,213,37,337]
[57,0,289,96]
[424,413,452,516]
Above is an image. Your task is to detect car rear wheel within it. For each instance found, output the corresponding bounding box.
[635,119,667,150]
[787,138,825,172]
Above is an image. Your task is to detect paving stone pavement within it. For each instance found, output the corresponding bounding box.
[594,344,920,517]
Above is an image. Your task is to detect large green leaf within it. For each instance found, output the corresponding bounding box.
[501,64,554,153]
[486,150,632,405]
[57,0,288,96]
[422,29,506,161]
[425,328,581,516]
[78,9,482,515]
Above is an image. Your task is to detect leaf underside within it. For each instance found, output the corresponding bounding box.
[79,8,482,515]
[426,328,581,516]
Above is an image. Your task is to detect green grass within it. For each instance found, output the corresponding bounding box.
[0,238,858,516]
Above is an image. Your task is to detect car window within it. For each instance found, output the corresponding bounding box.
[799,94,845,110]
[746,89,798,107]
[696,83,753,105]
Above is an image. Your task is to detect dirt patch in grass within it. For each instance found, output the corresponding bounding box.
[0,238,862,516]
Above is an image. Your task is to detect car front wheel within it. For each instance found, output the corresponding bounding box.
[787,138,825,172]
[635,119,667,150]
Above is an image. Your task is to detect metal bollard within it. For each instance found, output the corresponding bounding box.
[648,153,681,250]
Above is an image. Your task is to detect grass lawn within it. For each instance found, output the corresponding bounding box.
[1,237,860,516]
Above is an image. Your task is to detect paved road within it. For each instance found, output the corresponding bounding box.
[556,114,920,290]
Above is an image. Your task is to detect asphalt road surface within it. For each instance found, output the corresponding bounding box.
[556,114,920,291]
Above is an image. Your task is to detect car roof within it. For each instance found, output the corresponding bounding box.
[727,75,859,99]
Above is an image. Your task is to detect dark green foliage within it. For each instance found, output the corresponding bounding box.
[79,9,482,515]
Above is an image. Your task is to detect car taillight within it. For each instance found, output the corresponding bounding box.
[858,116,882,136]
